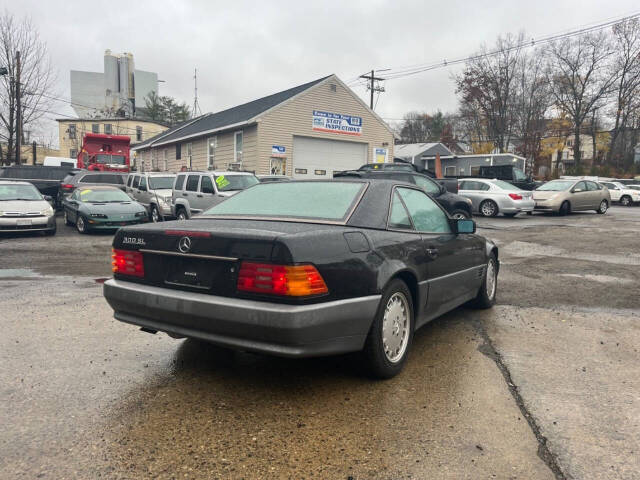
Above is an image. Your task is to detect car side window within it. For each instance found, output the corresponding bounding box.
[139,176,147,189]
[388,191,413,230]
[397,187,452,233]
[185,175,200,192]
[132,176,140,189]
[200,176,215,194]
[573,181,587,192]
[79,174,95,183]
[413,175,440,194]
[174,174,186,191]
[127,175,133,187]
[458,181,470,190]
[586,181,598,191]
[478,182,491,191]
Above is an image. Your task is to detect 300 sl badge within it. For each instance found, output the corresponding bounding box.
[122,237,146,246]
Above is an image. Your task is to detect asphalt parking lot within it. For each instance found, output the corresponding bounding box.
[1,207,639,479]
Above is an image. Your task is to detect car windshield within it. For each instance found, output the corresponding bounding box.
[203,181,365,221]
[149,176,175,189]
[96,154,126,165]
[213,174,259,192]
[78,188,131,203]
[489,179,522,191]
[0,184,42,200]
[537,180,574,191]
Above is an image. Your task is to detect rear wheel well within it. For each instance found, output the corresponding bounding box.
[389,270,418,313]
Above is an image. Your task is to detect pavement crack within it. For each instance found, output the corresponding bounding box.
[473,317,567,480]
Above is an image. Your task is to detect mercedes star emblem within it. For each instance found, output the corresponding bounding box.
[178,236,192,253]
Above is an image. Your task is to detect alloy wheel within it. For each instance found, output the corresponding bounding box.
[486,259,497,300]
[382,292,410,363]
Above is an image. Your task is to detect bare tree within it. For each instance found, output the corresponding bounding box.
[608,18,640,168]
[545,32,618,168]
[513,49,552,173]
[455,33,525,153]
[0,11,55,165]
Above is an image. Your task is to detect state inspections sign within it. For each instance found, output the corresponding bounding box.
[312,110,362,136]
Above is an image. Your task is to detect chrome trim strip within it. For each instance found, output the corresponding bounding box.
[418,264,485,285]
[138,249,238,262]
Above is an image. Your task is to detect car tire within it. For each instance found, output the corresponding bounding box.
[176,208,188,221]
[469,253,498,309]
[150,205,160,223]
[503,213,517,218]
[559,201,571,216]
[450,209,470,220]
[363,278,414,379]
[480,200,498,217]
[596,199,608,214]
[76,215,88,234]
[620,195,631,207]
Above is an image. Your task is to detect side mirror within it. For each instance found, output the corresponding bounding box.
[455,218,476,234]
[44,195,53,202]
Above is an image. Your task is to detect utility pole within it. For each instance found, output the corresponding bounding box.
[15,50,21,165]
[32,141,37,165]
[359,70,386,110]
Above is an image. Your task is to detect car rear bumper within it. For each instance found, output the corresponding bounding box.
[103,279,381,358]
[499,198,535,214]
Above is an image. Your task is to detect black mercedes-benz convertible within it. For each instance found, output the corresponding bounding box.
[104,179,498,378]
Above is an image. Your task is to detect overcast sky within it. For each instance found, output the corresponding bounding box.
[4,0,640,145]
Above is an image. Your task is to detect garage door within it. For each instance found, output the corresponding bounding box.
[292,136,367,179]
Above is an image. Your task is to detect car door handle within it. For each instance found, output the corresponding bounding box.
[425,248,439,259]
[197,194,203,198]
[182,193,188,196]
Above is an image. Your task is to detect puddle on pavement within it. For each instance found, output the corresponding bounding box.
[502,241,640,266]
[559,274,634,285]
[0,268,39,278]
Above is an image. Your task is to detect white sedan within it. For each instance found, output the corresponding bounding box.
[457,178,535,217]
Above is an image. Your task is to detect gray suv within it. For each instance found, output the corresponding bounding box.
[126,172,176,222]
[172,171,259,220]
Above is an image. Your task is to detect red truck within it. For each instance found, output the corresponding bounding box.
[77,133,131,172]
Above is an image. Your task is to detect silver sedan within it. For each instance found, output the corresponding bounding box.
[458,179,535,217]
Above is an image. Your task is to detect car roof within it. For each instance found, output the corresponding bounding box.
[132,172,176,176]
[75,185,123,191]
[0,180,34,186]
[178,171,255,175]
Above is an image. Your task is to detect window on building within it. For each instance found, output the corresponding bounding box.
[470,166,481,176]
[444,166,457,176]
[136,126,143,142]
[270,158,286,175]
[68,124,76,139]
[163,149,168,171]
[70,149,77,158]
[104,124,112,135]
[186,142,193,169]
[234,131,243,164]
[92,124,99,134]
[314,169,326,176]
[208,137,217,170]
[151,150,157,170]
[176,143,182,160]
[295,168,307,175]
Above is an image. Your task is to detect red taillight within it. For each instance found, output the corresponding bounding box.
[61,184,74,190]
[237,262,328,297]
[112,249,144,277]
[508,193,523,200]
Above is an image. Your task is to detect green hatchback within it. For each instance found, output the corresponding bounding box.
[62,186,148,233]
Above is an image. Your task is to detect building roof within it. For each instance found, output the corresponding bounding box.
[134,75,333,150]
[394,143,454,159]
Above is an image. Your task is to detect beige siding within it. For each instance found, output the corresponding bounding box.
[257,78,394,176]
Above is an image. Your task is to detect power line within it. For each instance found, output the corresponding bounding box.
[347,11,640,84]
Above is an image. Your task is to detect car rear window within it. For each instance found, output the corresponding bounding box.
[203,181,365,222]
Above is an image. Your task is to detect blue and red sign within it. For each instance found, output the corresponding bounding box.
[312,110,362,136]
